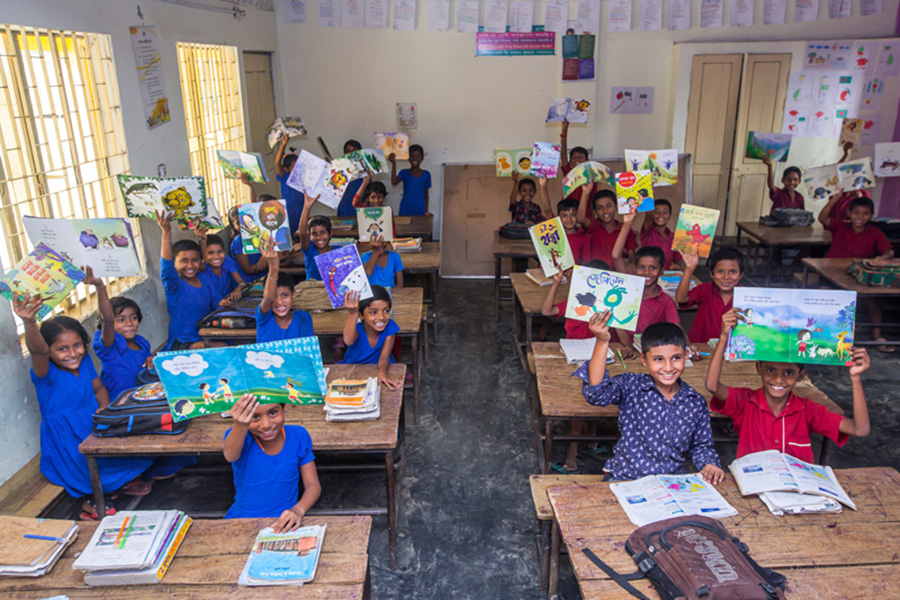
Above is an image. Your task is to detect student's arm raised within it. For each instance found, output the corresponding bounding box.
[558,119,569,170]
[706,308,740,401]
[537,177,555,217]
[298,194,318,250]
[508,172,520,209]
[83,267,116,348]
[838,347,871,436]
[612,208,636,274]
[540,271,564,317]
[818,193,840,229]
[342,291,360,346]
[363,234,385,276]
[259,238,280,315]
[761,156,776,192]
[575,185,592,229]
[586,310,613,385]
[389,153,400,186]
[239,172,257,203]
[275,136,289,178]
[352,174,371,208]
[156,210,174,261]
[14,293,49,378]
[675,252,698,304]
[273,461,322,533]
[223,394,257,462]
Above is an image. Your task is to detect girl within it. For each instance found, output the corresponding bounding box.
[15,292,154,520]
[361,233,404,289]
[297,194,332,282]
[340,286,402,390]
[336,139,364,217]
[228,205,267,282]
[353,176,388,208]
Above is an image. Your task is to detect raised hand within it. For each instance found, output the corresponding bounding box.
[229,394,258,425]
[849,347,870,377]
[261,236,279,266]
[12,292,43,323]
[683,252,699,270]
[81,266,104,288]
[370,233,386,255]
[588,309,613,342]
[623,206,637,225]
[388,153,397,164]
[155,210,173,231]
[304,194,319,209]
[721,307,742,336]
[343,290,360,313]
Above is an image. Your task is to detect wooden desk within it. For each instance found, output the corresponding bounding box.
[80,364,405,570]
[0,515,372,599]
[547,468,900,599]
[736,221,831,286]
[493,232,538,317]
[329,214,435,240]
[532,342,843,474]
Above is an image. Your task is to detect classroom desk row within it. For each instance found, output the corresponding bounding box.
[80,363,406,571]
[493,232,538,316]
[328,213,434,240]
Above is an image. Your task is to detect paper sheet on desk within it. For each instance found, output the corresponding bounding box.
[559,338,614,365]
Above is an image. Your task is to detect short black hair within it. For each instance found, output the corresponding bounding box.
[654,198,672,212]
[584,259,612,270]
[359,285,392,312]
[708,245,745,273]
[282,153,298,170]
[557,198,579,214]
[849,196,875,213]
[276,272,294,291]
[363,180,388,198]
[636,245,665,268]
[99,297,143,330]
[518,178,536,191]
[570,146,589,160]
[228,206,240,225]
[257,193,277,202]
[309,215,332,234]
[205,234,226,251]
[783,166,802,179]
[409,144,424,156]
[343,139,362,154]
[641,322,688,353]
[592,189,616,206]
[172,239,202,260]
[40,315,89,349]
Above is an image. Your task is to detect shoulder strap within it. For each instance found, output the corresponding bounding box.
[582,549,652,600]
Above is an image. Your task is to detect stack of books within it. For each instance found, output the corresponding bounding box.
[238,525,326,586]
[659,270,695,298]
[525,268,567,287]
[330,237,356,248]
[73,510,191,586]
[324,378,380,421]
[392,237,422,252]
[0,515,78,577]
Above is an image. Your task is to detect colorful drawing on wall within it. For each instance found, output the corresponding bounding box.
[802,164,841,200]
[874,142,900,177]
[0,243,86,320]
[22,217,141,278]
[530,142,560,178]
[837,158,876,190]
[238,199,293,254]
[561,161,614,198]
[216,150,268,184]
[563,265,645,331]
[313,245,374,309]
[624,149,679,186]
[357,206,394,242]
[528,217,575,277]
[672,205,720,258]
[615,171,654,214]
[745,132,793,162]
[117,175,208,224]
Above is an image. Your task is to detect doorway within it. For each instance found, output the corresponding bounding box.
[243,51,279,198]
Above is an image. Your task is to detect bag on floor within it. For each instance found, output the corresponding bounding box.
[498,222,532,239]
[759,208,814,228]
[92,383,188,437]
[582,515,786,600]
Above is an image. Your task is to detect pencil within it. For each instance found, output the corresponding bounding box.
[119,516,136,549]
[23,534,67,543]
[114,516,129,547]
[617,349,627,370]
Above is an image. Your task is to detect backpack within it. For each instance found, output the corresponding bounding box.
[847,259,900,287]
[195,299,260,330]
[583,515,786,600]
[92,383,189,437]
[758,208,815,228]
[498,222,532,239]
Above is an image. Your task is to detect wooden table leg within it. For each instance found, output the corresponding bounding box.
[495,256,502,319]
[803,264,810,288]
[543,419,553,474]
[526,313,533,349]
[412,333,420,425]
[820,437,832,465]
[549,520,561,599]
[512,291,521,357]
[363,561,372,600]
[385,451,398,571]
[431,269,439,341]
[539,519,550,593]
[87,456,105,517]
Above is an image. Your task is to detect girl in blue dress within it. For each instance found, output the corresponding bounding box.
[340,285,402,390]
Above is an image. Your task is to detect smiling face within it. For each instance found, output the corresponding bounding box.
[781,170,801,192]
[636,255,662,288]
[113,306,140,341]
[367,191,385,206]
[849,204,873,231]
[174,248,202,280]
[204,243,226,270]
[249,402,285,443]
[559,208,578,231]
[519,182,536,204]
[711,258,742,294]
[273,286,295,319]
[49,330,85,374]
[641,344,686,391]
[409,148,424,168]
[309,223,331,249]
[593,196,616,224]
[756,362,804,404]
[361,299,391,334]
[651,204,671,228]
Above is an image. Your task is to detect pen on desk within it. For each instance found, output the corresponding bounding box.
[119,516,136,549]
[698,352,710,357]
[114,516,129,547]
[23,534,67,543]
[616,349,627,370]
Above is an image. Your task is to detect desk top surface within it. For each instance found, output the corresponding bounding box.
[737,221,832,246]
[802,257,900,295]
[330,213,433,238]
[492,231,538,257]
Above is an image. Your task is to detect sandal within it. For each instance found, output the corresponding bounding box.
[79,498,116,521]
[550,462,579,474]
[121,479,152,496]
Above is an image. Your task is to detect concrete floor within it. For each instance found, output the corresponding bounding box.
[51,277,900,599]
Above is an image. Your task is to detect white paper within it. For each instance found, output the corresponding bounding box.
[365,0,388,28]
[610,475,738,527]
[318,0,340,25]
[762,0,786,24]
[129,26,169,131]
[286,150,341,210]
[341,0,364,27]
[878,43,900,77]
[668,0,691,29]
[608,0,633,32]
[786,73,813,107]
[827,0,850,18]
[860,113,881,146]
[793,0,819,22]
[559,337,598,364]
[639,0,662,30]
[427,0,450,30]
[284,0,307,23]
[852,41,877,73]
[861,76,885,110]
[484,1,510,32]
[457,0,480,32]
[700,0,723,27]
[730,0,753,26]
[860,0,882,15]
[875,142,900,177]
[577,0,602,33]
[544,0,569,33]
[393,0,417,29]
[509,1,535,32]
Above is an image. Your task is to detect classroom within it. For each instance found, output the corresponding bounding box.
[1,0,900,598]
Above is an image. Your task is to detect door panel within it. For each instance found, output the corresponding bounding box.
[243,52,279,197]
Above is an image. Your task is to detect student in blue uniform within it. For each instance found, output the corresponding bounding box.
[389,143,432,216]
[297,194,332,282]
[256,239,314,343]
[361,233,404,289]
[336,139,364,217]
[340,286,402,390]
[275,136,305,235]
[196,228,244,306]
[223,394,321,532]
[228,206,267,283]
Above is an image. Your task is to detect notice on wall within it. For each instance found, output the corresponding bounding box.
[562,34,595,81]
[700,0,723,27]
[129,26,169,130]
[284,0,307,23]
[610,87,654,114]
[762,0,786,24]
[365,0,388,28]
[668,0,691,30]
[608,0,633,32]
[397,103,417,129]
[476,32,556,57]
[457,0,479,32]
[544,0,569,33]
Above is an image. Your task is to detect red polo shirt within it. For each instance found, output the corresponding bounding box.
[828,190,870,221]
[585,217,637,265]
[627,287,680,341]
[710,387,847,463]
[566,229,591,264]
[554,299,591,339]
[639,226,682,270]
[769,187,805,211]
[680,281,732,344]
[825,220,892,258]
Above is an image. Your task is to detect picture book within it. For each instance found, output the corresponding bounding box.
[238,199,293,254]
[216,150,268,184]
[177,201,224,232]
[672,205,720,258]
[839,118,864,148]
[266,116,308,148]
[561,161,613,198]
[529,142,560,178]
[875,142,900,177]
[745,131,793,162]
[325,148,390,197]
[493,148,533,177]
[156,337,328,421]
[615,170,654,214]
[802,164,841,200]
[285,150,341,210]
[0,243,86,320]
[729,450,856,510]
[345,148,390,174]
[564,265,644,331]
[357,206,394,242]
[837,157,876,190]
[610,474,738,527]
[528,217,575,276]
[313,245,374,309]
[545,97,591,123]
[116,175,208,223]
[624,149,679,186]
[374,132,410,160]
[22,216,141,278]
[726,287,857,366]
[238,525,326,586]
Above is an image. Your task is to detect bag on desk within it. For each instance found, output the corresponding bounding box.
[498,222,532,239]
[92,383,189,437]
[195,301,259,330]
[583,515,785,600]
[758,208,814,228]
[847,259,900,287]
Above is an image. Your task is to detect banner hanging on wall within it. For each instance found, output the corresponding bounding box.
[129,26,170,129]
[475,32,555,57]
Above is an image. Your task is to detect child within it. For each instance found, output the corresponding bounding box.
[762,157,805,211]
[390,144,431,216]
[538,177,589,263]
[336,139,364,217]
[156,211,218,350]
[196,228,244,307]
[353,178,388,209]
[340,286,403,390]
[576,314,724,483]
[639,198,682,270]
[223,394,321,531]
[15,293,154,519]
[676,245,744,344]
[228,206,267,282]
[558,119,592,203]
[257,240,314,343]
[577,189,637,265]
[706,309,870,462]
[298,194,332,282]
[827,141,869,221]
[275,136,305,234]
[508,175,545,224]
[361,234,404,289]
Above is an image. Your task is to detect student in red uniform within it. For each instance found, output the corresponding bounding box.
[576,189,637,265]
[706,309,871,462]
[558,120,592,205]
[537,178,589,263]
[676,245,744,344]
[638,198,682,270]
[827,142,870,222]
[762,157,804,211]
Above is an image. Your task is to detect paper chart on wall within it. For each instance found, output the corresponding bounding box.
[639,0,662,30]
[484,1,509,32]
[427,0,450,31]
[833,75,862,112]
[319,0,340,26]
[827,0,851,18]
[610,87,654,115]
[577,0,601,34]
[762,0,787,24]
[786,73,814,107]
[793,0,819,22]
[878,43,900,77]
[804,41,852,71]
[874,142,900,177]
[608,0,633,32]
[861,0,883,15]
[341,0,364,28]
[365,0,388,28]
[861,77,885,111]
[456,0,479,32]
[393,0,416,30]
[860,114,881,146]
[700,0,723,27]
[851,41,877,72]
[284,0,307,23]
[544,0,568,33]
[730,0,754,26]
[509,1,535,32]
[668,0,691,29]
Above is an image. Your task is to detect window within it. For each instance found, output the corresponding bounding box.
[176,42,250,220]
[0,24,142,330]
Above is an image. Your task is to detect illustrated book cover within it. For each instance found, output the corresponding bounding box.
[563,265,644,331]
[493,148,533,177]
[561,161,613,198]
[615,170,655,214]
[216,150,268,184]
[313,245,374,309]
[672,205,720,258]
[374,132,410,160]
[116,175,207,223]
[528,217,575,276]
[238,199,293,254]
[357,206,394,242]
[0,243,86,320]
[837,157,876,190]
[802,164,841,200]
[238,525,326,586]
[529,142,560,178]
[745,131,793,162]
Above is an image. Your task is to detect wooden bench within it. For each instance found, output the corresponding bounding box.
[0,455,66,517]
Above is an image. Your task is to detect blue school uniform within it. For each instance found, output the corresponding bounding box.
[256,306,314,343]
[161,257,217,350]
[303,244,326,281]
[92,331,151,401]
[224,425,315,519]
[276,172,304,234]
[31,360,152,497]
[230,237,264,283]
[336,179,364,217]
[397,169,431,216]
[360,250,403,288]
[198,256,240,304]
[341,320,400,365]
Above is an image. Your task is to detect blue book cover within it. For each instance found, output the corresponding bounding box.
[239,525,325,585]
[313,245,373,309]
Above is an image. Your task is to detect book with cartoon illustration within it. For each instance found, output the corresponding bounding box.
[530,142,560,178]
[324,149,389,198]
[745,131,793,162]
[672,205,720,258]
[238,200,293,254]
[23,216,141,278]
[610,474,738,527]
[493,148,533,177]
[624,149,679,186]
[803,164,841,201]
[116,175,208,223]
[545,97,591,124]
[561,161,613,198]
[285,150,341,210]
[357,206,394,243]
[266,116,308,148]
[216,150,269,184]
[374,132,410,160]
[0,243,86,320]
[837,157,876,190]
[156,337,328,421]
[726,287,857,366]
[313,245,374,309]
[839,118,864,149]
[564,265,644,331]
[615,170,655,214]
[528,217,575,276]
[238,525,326,586]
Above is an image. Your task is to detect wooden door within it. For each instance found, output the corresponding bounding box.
[684,54,742,233]
[726,53,792,234]
[243,52,279,197]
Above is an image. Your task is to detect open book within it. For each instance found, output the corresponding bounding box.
[23,216,141,278]
[610,474,738,527]
[545,97,591,123]
[116,175,208,223]
[624,149,679,186]
[238,525,326,586]
[558,338,614,365]
[285,150,340,210]
[216,150,268,184]
[266,116,307,148]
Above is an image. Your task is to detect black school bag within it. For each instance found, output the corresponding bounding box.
[498,222,532,239]
[759,208,815,228]
[195,298,260,330]
[92,383,189,437]
[583,515,786,600]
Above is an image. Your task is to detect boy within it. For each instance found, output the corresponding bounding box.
[761,157,805,211]
[577,189,637,269]
[275,136,305,235]
[576,315,724,483]
[224,394,321,533]
[508,175,545,224]
[558,119,592,203]
[706,309,871,462]
[362,233,404,288]
[639,198,682,270]
[196,228,244,307]
[389,144,431,216]
[537,177,589,263]
[257,239,314,343]
[297,194,332,282]
[156,211,218,350]
[336,139,364,217]
[676,245,744,344]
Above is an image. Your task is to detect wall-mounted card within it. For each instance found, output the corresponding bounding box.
[745,131,793,162]
[545,97,591,123]
[0,243,86,321]
[672,205,720,258]
[529,217,575,277]
[624,149,679,186]
[802,164,841,200]
[530,142,560,178]
[357,206,394,242]
[374,132,410,160]
[837,158,875,190]
[564,265,644,331]
[117,175,208,223]
[313,245,374,309]
[216,150,268,184]
[22,217,141,278]
[561,161,613,198]
[874,142,900,177]
[615,171,654,214]
[238,199,293,254]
